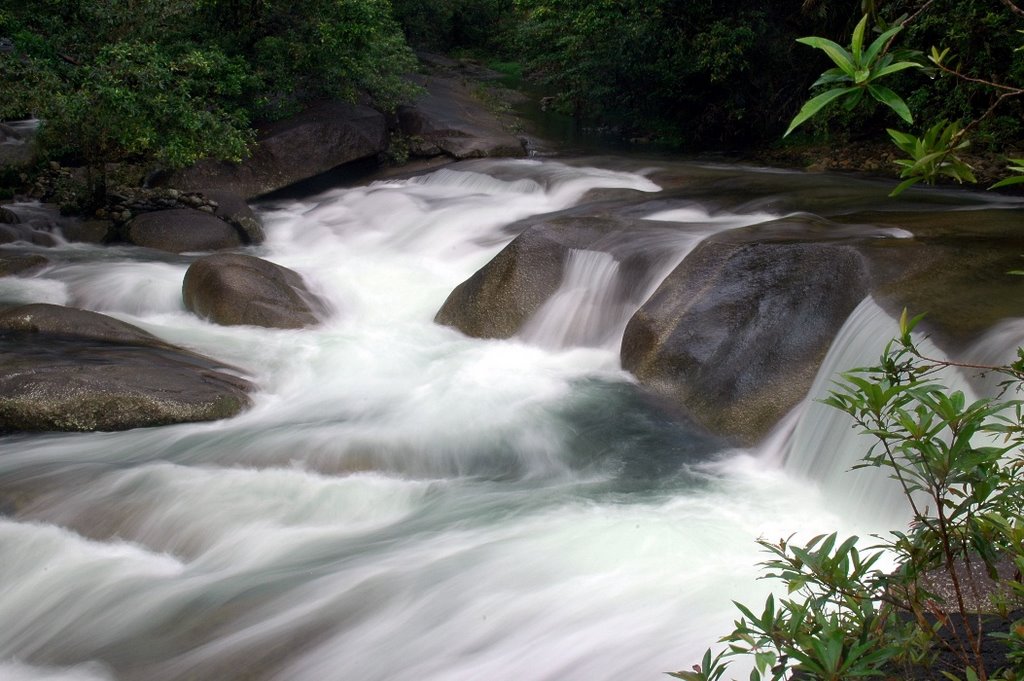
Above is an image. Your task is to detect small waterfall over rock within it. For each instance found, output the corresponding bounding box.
[520,249,624,349]
[777,298,909,529]
[517,203,784,352]
[776,296,1018,530]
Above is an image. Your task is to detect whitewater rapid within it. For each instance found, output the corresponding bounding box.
[1,158,1015,681]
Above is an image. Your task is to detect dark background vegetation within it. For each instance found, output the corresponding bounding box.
[1,0,1022,172]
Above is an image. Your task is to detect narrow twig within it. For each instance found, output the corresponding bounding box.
[998,0,1024,20]
[902,0,940,28]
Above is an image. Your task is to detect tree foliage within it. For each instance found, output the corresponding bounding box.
[0,0,416,183]
[390,0,516,54]
[786,1,1024,192]
[514,0,813,147]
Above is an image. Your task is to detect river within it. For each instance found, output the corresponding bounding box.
[1,156,1022,680]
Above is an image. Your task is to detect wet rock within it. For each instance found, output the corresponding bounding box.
[435,216,679,339]
[127,208,246,253]
[621,219,871,446]
[201,190,265,245]
[0,303,174,347]
[398,75,526,160]
[0,304,253,432]
[169,101,388,199]
[0,254,48,277]
[839,208,1024,349]
[182,253,328,329]
[0,221,58,246]
[60,218,115,244]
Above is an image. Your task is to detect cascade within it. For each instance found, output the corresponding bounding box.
[1,158,1020,681]
[520,248,624,349]
[518,203,783,351]
[777,297,1017,531]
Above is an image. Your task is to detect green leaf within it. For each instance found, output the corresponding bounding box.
[850,14,869,63]
[991,175,1024,189]
[867,84,913,123]
[796,36,857,76]
[812,67,852,87]
[863,24,902,65]
[889,176,922,197]
[870,60,922,79]
[784,87,857,137]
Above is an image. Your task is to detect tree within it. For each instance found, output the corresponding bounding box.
[0,0,418,205]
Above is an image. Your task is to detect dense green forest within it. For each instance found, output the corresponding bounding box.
[1,0,1022,180]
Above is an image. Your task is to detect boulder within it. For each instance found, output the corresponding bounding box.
[182,253,328,329]
[435,216,678,339]
[126,208,246,253]
[621,219,872,445]
[0,303,170,346]
[60,218,115,244]
[169,101,388,199]
[0,253,47,277]
[0,304,253,432]
[836,208,1024,350]
[203,190,265,245]
[398,75,526,160]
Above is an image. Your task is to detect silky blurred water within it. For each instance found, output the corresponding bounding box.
[1,158,1020,680]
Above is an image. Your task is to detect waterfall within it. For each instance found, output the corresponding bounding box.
[776,297,1016,531]
[518,202,783,351]
[520,249,624,349]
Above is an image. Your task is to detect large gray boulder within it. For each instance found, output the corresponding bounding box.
[126,208,247,253]
[0,304,253,432]
[398,75,526,160]
[435,216,678,339]
[182,253,329,329]
[621,219,872,445]
[169,101,388,199]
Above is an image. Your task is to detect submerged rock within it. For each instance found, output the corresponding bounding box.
[182,253,329,329]
[0,304,253,433]
[0,221,58,247]
[621,219,872,446]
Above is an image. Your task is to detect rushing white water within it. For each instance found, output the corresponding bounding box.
[0,158,1017,681]
[521,248,624,349]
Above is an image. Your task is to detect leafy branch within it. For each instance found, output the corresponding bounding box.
[675,312,1024,681]
[785,4,1024,195]
[784,14,922,137]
